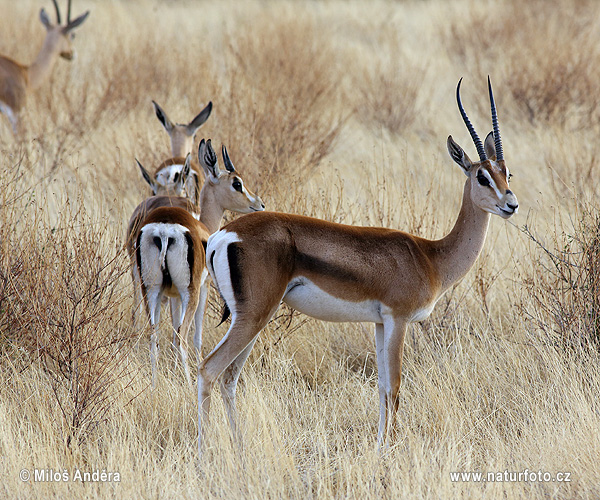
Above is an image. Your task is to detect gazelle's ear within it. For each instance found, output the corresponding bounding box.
[198,139,220,182]
[484,131,497,161]
[136,159,158,193]
[152,100,174,133]
[182,153,191,179]
[186,102,212,135]
[63,11,90,33]
[40,8,52,29]
[447,136,473,176]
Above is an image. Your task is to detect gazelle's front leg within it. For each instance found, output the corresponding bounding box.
[375,323,388,447]
[375,316,408,447]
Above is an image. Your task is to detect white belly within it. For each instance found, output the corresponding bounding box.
[283,277,382,323]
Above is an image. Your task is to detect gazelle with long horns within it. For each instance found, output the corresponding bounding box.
[198,78,518,453]
[0,0,90,133]
[127,140,264,386]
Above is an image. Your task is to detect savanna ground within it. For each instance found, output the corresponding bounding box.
[1,0,599,498]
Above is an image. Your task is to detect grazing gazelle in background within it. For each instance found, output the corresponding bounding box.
[127,139,265,386]
[0,0,90,133]
[198,78,518,454]
[152,100,213,158]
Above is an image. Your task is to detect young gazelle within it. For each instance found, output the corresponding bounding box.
[0,0,90,133]
[199,78,519,453]
[127,139,264,386]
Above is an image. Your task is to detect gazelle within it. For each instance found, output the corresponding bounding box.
[0,0,90,133]
[152,100,212,158]
[136,154,200,206]
[127,139,264,386]
[144,100,212,203]
[198,78,518,454]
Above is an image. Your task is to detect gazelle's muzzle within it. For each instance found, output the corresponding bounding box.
[496,192,518,219]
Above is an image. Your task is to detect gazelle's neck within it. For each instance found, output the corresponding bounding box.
[197,183,225,234]
[28,37,61,90]
[432,179,490,293]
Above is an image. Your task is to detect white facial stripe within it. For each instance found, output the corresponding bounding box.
[481,169,503,199]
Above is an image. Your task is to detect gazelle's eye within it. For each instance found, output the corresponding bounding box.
[232,179,242,192]
[508,173,513,182]
[476,171,490,187]
[173,172,180,183]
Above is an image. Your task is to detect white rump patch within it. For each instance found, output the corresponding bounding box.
[206,230,241,312]
[139,222,192,299]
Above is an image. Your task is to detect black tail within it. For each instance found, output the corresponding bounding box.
[217,302,230,326]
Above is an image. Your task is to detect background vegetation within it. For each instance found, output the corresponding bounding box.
[1,0,599,498]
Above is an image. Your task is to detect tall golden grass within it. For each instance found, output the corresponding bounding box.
[1,0,599,498]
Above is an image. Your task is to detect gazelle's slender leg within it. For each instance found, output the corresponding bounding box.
[375,323,388,447]
[0,104,18,134]
[198,305,278,457]
[172,293,192,386]
[193,281,209,357]
[381,317,408,444]
[170,298,181,334]
[219,337,259,442]
[147,288,163,388]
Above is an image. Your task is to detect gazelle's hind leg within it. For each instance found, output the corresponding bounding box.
[193,280,209,358]
[0,103,18,135]
[171,293,196,387]
[145,287,163,388]
[198,303,281,457]
[219,336,259,441]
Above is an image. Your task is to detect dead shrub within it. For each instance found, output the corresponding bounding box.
[211,11,344,192]
[0,181,138,448]
[519,202,600,349]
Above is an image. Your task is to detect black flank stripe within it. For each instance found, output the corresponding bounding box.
[227,242,244,301]
[209,250,216,275]
[296,252,360,283]
[185,232,194,277]
[136,232,143,277]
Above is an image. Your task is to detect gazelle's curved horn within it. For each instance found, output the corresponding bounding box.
[67,0,72,23]
[222,145,235,173]
[488,76,503,161]
[456,78,486,162]
[51,0,61,24]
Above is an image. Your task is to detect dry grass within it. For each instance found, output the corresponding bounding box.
[1,0,599,498]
